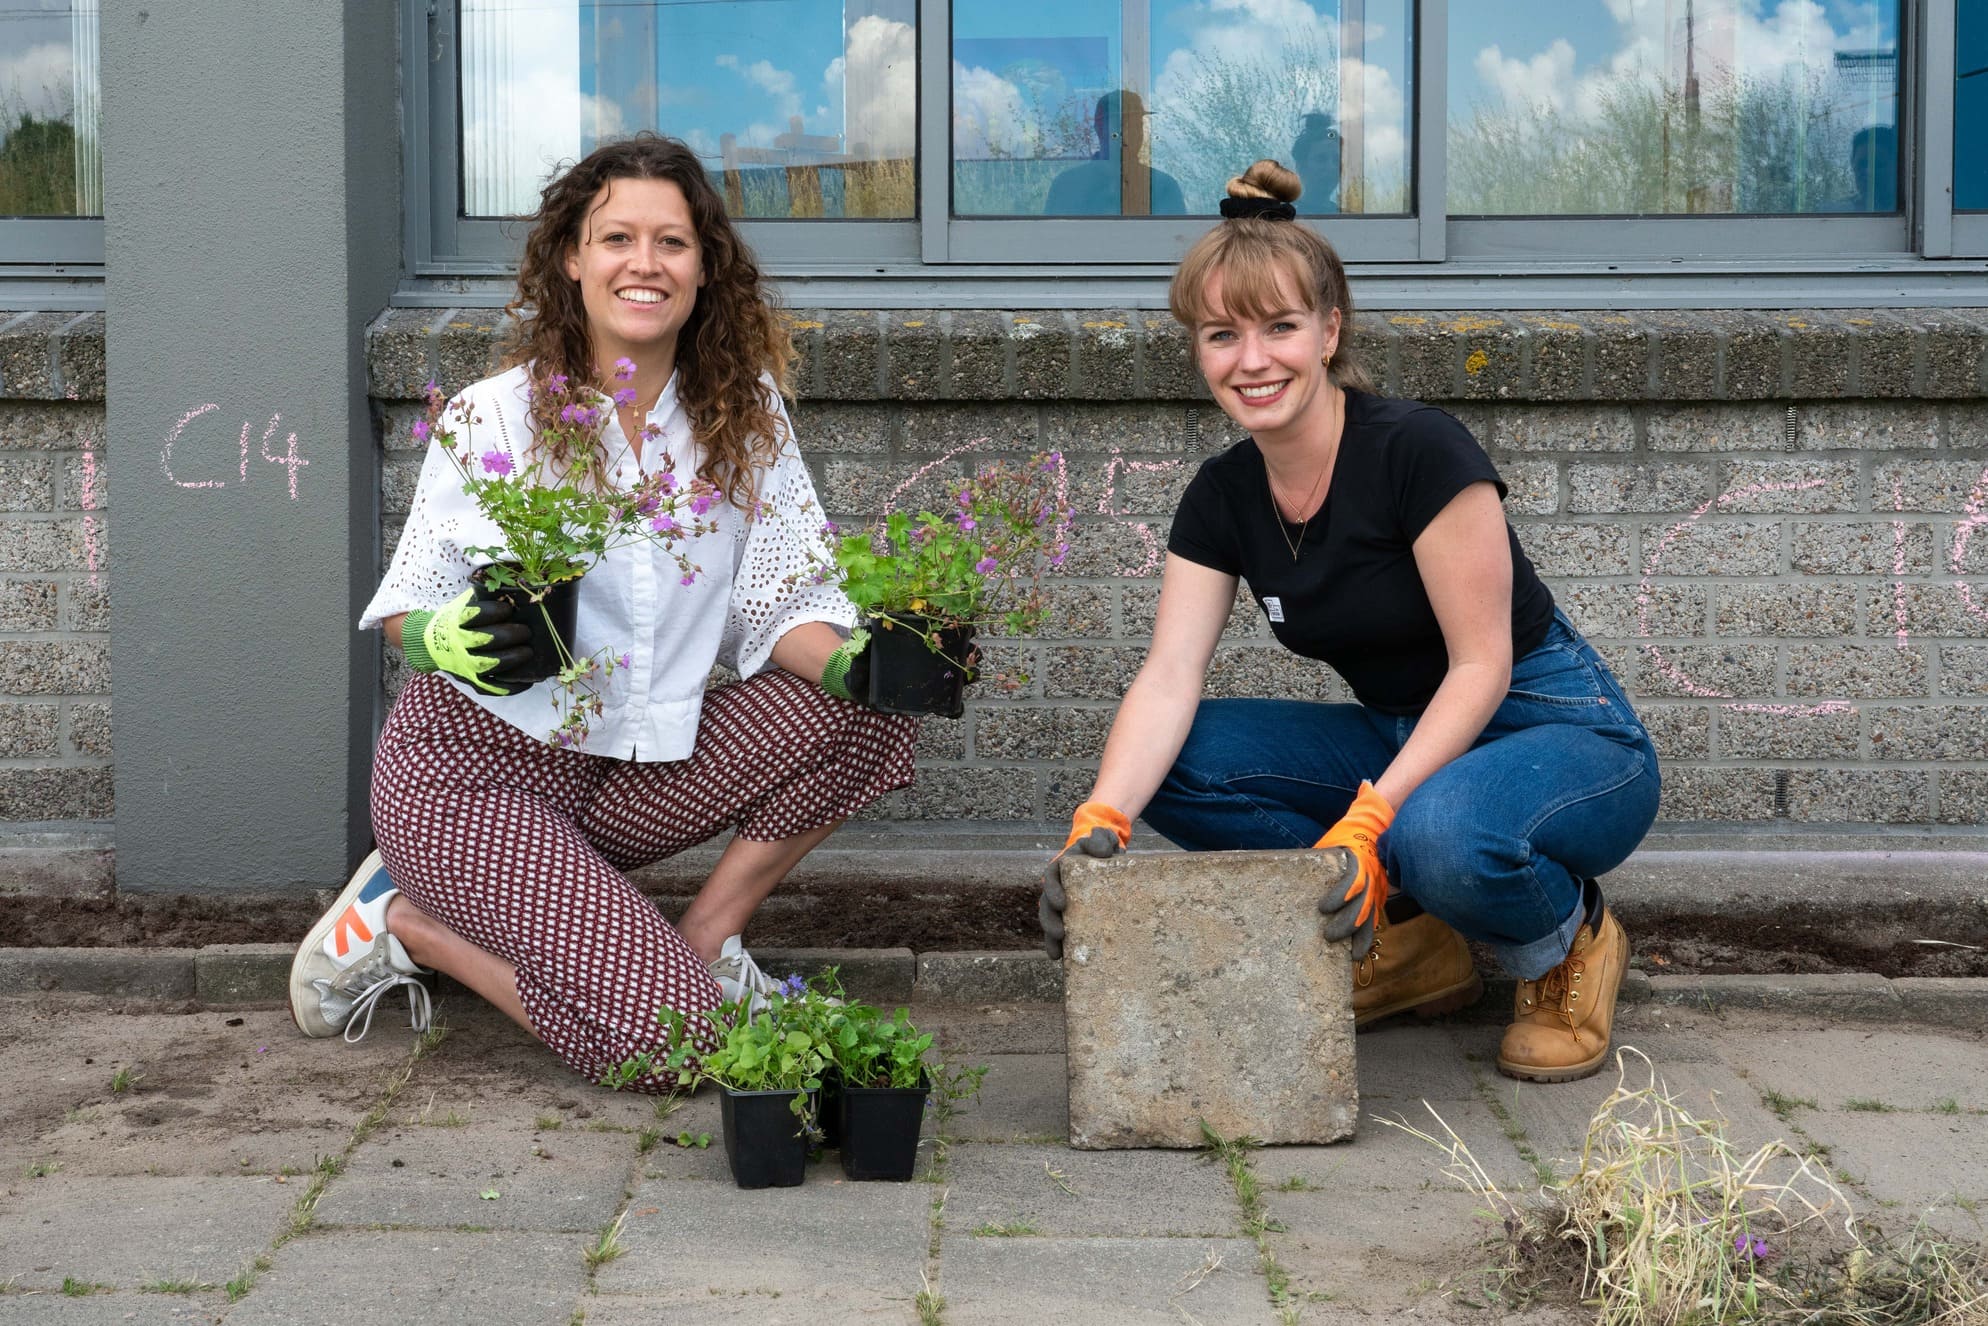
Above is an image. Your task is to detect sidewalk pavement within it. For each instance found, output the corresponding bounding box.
[0,989,1984,1324]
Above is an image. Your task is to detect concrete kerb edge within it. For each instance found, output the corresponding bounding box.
[2,946,1985,1026]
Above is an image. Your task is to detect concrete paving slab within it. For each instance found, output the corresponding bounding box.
[312,1121,636,1233]
[1493,1057,1793,1177]
[0,1175,293,1290]
[941,1142,1240,1238]
[1732,1028,1988,1113]
[1254,1100,1537,1196]
[917,1001,1066,1056]
[938,1235,1273,1325]
[944,1053,1066,1142]
[1798,1111,1988,1218]
[1354,1024,1480,1101]
[0,1004,405,1179]
[583,1290,921,1324]
[1262,1184,1502,1315]
[219,1229,586,1325]
[599,1176,931,1297]
[0,1293,229,1323]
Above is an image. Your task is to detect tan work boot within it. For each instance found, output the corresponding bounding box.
[1353,909,1484,1029]
[1496,907,1629,1083]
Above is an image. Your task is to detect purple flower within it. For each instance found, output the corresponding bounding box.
[547,372,569,392]
[411,419,431,443]
[618,652,632,668]
[955,514,977,532]
[779,974,806,998]
[1049,542,1069,567]
[1734,1234,1768,1260]
[481,450,515,477]
[679,572,697,586]
[689,493,715,516]
[821,520,839,536]
[649,515,681,536]
[658,472,678,494]
[974,556,997,574]
[614,356,637,381]
[613,387,638,408]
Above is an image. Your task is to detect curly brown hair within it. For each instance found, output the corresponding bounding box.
[503,133,794,507]
[1168,158,1374,393]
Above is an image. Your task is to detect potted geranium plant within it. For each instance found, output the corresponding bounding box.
[793,448,1071,719]
[602,986,827,1189]
[822,1005,984,1182]
[417,359,722,747]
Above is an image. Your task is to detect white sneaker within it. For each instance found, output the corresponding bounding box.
[289,849,432,1042]
[706,934,783,1013]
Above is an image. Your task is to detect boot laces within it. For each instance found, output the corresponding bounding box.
[1523,946,1590,1041]
[1353,911,1388,988]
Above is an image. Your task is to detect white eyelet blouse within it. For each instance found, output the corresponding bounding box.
[360,363,855,761]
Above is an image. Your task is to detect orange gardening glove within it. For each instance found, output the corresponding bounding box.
[1313,780,1394,960]
[1039,801,1132,959]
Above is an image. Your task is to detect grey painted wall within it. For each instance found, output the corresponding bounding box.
[103,0,397,891]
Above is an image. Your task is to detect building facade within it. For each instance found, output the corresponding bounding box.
[3,1,1987,892]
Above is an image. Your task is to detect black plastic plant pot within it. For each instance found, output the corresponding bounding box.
[471,565,578,685]
[719,1087,811,1189]
[817,1071,843,1151]
[863,612,973,719]
[837,1076,931,1181]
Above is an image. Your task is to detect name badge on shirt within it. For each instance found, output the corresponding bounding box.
[1263,596,1285,623]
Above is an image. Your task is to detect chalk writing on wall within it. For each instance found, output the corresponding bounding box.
[79,429,102,588]
[161,406,310,499]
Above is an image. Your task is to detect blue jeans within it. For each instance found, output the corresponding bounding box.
[1144,610,1659,980]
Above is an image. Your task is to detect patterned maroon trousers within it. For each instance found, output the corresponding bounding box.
[370,671,918,1092]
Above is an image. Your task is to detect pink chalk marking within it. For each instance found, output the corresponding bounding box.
[257,413,309,500]
[881,435,993,513]
[160,404,225,489]
[1951,462,1988,627]
[1890,476,1909,648]
[1097,451,1186,576]
[1638,477,1846,714]
[1725,702,1855,716]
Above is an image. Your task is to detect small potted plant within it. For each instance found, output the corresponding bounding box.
[603,988,827,1189]
[823,1005,985,1181]
[790,449,1071,718]
[418,360,723,746]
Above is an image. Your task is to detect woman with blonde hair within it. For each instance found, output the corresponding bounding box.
[288,134,912,1088]
[1041,160,1660,1082]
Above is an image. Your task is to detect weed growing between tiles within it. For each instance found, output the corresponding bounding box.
[1384,1048,1988,1324]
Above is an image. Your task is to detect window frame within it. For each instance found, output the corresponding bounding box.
[401,0,1983,296]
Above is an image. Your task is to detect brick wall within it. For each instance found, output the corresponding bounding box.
[370,307,1988,825]
[0,312,112,823]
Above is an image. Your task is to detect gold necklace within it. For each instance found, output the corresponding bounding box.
[1266,457,1329,562]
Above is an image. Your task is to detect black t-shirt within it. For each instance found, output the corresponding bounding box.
[1167,390,1555,715]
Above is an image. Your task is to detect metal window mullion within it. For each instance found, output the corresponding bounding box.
[918,0,951,262]
[401,0,437,276]
[1922,0,1958,256]
[1414,0,1446,261]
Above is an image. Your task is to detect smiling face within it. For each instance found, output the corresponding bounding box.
[1193,262,1342,446]
[562,176,705,377]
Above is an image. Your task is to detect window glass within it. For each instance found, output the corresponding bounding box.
[0,0,100,217]
[1958,0,1988,210]
[951,0,1413,217]
[460,0,915,220]
[1448,0,1900,216]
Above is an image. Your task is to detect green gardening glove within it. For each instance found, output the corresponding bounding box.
[401,587,535,696]
[819,628,872,703]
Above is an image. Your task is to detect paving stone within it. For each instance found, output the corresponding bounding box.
[1894,977,1988,1031]
[581,1292,921,1324]
[943,1053,1067,1142]
[1730,1029,1988,1113]
[1647,973,1901,1020]
[221,1229,585,1326]
[917,951,1062,1003]
[0,1294,230,1323]
[1352,1023,1483,1102]
[599,1175,930,1296]
[1796,1112,1988,1219]
[942,1141,1239,1237]
[1061,850,1356,1148]
[937,1236,1273,1325]
[1262,1185,1499,1315]
[1492,1058,1791,1176]
[192,944,289,1004]
[1251,1099,1536,1195]
[313,1121,635,1232]
[0,1176,293,1290]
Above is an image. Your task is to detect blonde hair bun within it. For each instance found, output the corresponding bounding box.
[1225,159,1302,205]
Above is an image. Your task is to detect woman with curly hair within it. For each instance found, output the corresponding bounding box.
[286,134,914,1090]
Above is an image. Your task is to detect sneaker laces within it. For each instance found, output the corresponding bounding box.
[341,972,433,1045]
[710,943,783,999]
